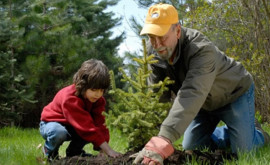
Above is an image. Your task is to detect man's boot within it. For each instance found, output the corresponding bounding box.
[255,119,270,145]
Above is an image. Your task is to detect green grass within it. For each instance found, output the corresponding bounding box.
[0,127,128,165]
[0,124,270,165]
[0,127,45,165]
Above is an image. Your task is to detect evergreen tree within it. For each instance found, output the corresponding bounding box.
[0,0,124,126]
[0,0,37,126]
[106,39,174,151]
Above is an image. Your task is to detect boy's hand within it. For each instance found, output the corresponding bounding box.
[98,150,106,157]
[107,150,122,158]
[99,141,122,158]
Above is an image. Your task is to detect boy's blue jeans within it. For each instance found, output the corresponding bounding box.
[182,83,265,153]
[39,121,88,157]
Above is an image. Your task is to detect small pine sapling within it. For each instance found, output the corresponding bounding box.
[106,39,174,151]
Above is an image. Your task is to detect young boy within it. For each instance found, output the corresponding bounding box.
[40,59,121,160]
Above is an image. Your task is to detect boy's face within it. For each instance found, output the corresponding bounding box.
[84,89,104,103]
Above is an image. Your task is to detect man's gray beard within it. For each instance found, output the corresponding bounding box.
[157,48,173,61]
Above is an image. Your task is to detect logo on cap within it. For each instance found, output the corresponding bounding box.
[151,12,159,18]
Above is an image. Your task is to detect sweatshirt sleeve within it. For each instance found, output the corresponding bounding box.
[62,95,107,149]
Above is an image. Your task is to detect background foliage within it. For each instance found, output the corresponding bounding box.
[0,0,269,127]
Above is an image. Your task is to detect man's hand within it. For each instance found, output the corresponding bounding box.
[133,136,174,165]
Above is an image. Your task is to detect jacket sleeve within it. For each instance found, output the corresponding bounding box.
[62,96,107,149]
[158,44,217,143]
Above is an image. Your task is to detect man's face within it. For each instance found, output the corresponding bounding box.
[148,24,181,61]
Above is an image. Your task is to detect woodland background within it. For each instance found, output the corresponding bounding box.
[0,0,269,127]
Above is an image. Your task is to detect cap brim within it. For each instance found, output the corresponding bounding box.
[140,24,171,36]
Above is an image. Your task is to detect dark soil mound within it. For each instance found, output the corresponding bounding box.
[52,150,237,165]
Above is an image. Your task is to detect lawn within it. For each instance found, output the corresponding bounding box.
[0,124,270,165]
[0,127,128,165]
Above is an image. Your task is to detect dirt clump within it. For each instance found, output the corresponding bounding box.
[52,149,237,165]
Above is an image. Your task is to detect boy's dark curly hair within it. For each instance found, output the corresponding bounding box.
[73,59,110,96]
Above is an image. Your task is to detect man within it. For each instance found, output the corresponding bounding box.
[134,3,269,165]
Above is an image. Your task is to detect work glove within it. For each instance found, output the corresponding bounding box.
[133,136,174,165]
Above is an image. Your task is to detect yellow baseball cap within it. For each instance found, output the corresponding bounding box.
[140,3,179,36]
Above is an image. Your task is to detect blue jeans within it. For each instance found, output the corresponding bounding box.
[39,121,88,157]
[182,84,265,153]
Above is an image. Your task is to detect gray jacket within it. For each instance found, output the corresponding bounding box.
[147,27,253,142]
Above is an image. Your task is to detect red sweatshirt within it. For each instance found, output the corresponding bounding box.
[40,84,109,149]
